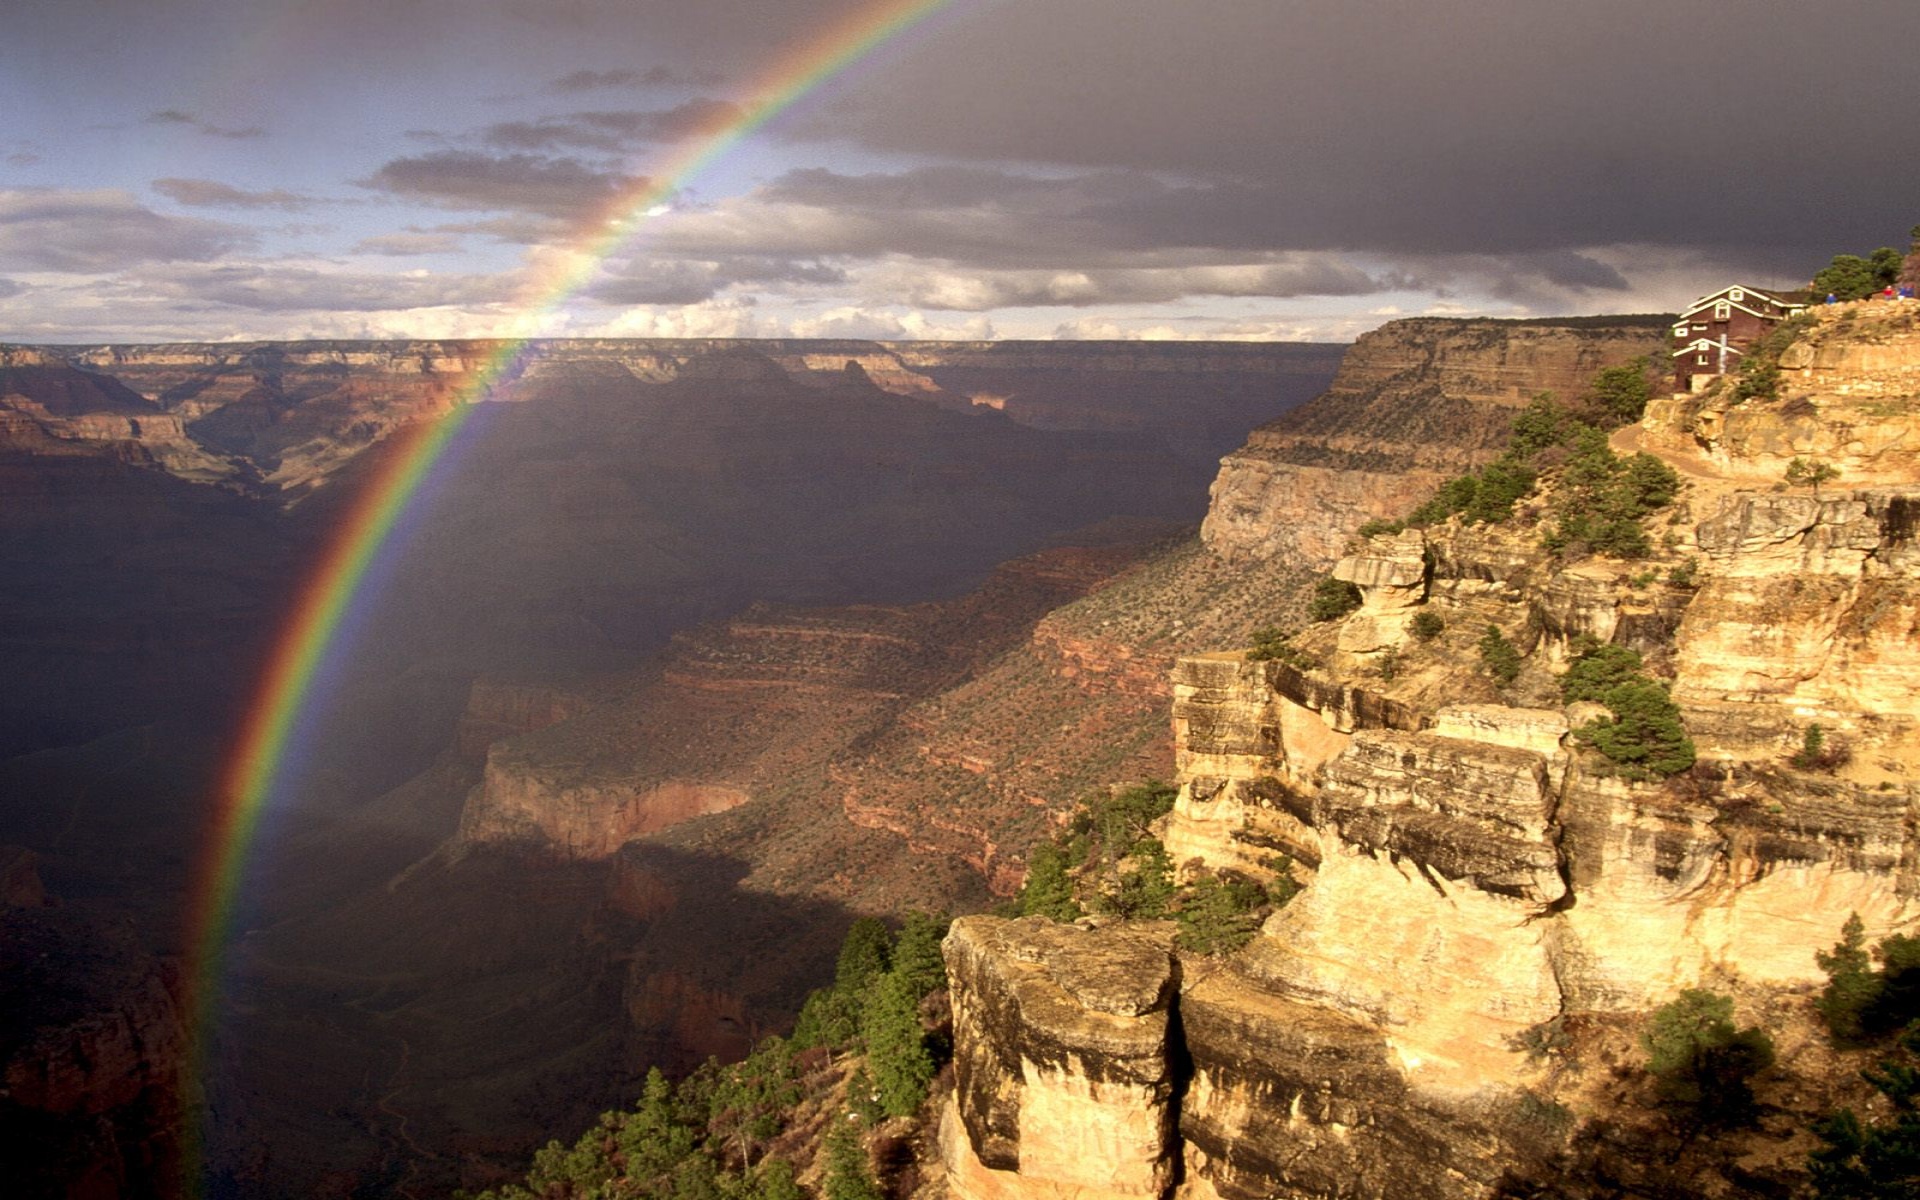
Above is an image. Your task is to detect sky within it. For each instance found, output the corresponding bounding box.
[2,0,1916,344]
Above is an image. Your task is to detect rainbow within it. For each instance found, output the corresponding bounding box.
[183,0,963,1186]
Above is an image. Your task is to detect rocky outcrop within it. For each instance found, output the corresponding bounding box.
[1201,317,1669,564]
[1641,299,1920,485]
[948,310,1920,1200]
[942,917,1180,1200]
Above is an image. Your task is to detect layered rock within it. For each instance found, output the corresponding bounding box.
[1201,317,1670,564]
[942,917,1180,1200]
[949,310,1920,1200]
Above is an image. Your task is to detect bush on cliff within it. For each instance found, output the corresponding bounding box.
[1817,913,1920,1044]
[1587,357,1656,424]
[1642,988,1775,1127]
[1541,431,1680,560]
[1574,679,1695,779]
[1808,1024,1920,1198]
[1308,576,1363,622]
[1478,625,1523,685]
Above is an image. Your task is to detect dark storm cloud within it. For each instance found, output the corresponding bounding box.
[481,99,743,153]
[546,66,725,93]
[357,151,636,220]
[0,188,250,272]
[154,178,313,211]
[782,0,1920,271]
[0,278,24,298]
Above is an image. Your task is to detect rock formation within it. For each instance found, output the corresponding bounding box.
[942,308,1920,1199]
[1202,317,1670,564]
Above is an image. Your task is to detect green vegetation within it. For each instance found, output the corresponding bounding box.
[1013,781,1298,954]
[1642,988,1775,1127]
[1356,517,1404,538]
[1388,379,1680,560]
[1817,914,1920,1044]
[465,914,954,1200]
[1787,457,1843,494]
[1410,610,1445,642]
[1587,356,1656,424]
[1308,576,1363,622]
[1540,429,1680,559]
[1725,312,1816,405]
[1244,626,1316,669]
[1813,247,1905,301]
[1477,625,1522,685]
[1792,723,1852,772]
[1560,638,1694,778]
[1807,1025,1920,1198]
[1560,639,1647,704]
[821,1119,883,1200]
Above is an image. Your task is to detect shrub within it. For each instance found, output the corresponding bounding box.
[1542,435,1680,560]
[822,1118,883,1200]
[1666,557,1700,587]
[1356,517,1405,538]
[1642,988,1774,1126]
[1410,610,1445,642]
[1786,457,1842,494]
[1588,357,1655,424]
[1016,840,1083,921]
[1816,913,1920,1043]
[1560,640,1646,704]
[1818,914,1880,1043]
[1575,679,1695,778]
[1246,626,1315,668]
[1478,625,1522,685]
[1174,870,1271,955]
[1094,838,1174,919]
[1807,1025,1920,1198]
[1308,576,1363,622]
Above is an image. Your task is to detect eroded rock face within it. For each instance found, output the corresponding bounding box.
[954,308,1920,1200]
[943,916,1180,1200]
[1201,317,1669,564]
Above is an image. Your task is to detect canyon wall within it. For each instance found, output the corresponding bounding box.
[1201,317,1671,564]
[945,309,1920,1199]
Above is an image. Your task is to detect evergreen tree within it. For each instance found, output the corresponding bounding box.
[889,910,951,999]
[1016,840,1083,921]
[861,971,934,1118]
[834,918,893,992]
[1642,988,1775,1127]
[822,1117,883,1200]
[750,1159,805,1200]
[1478,625,1522,685]
[1819,914,1880,1043]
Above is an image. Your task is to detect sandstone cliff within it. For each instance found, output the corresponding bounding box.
[945,309,1920,1200]
[1202,317,1670,564]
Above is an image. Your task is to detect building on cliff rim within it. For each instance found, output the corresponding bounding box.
[1669,283,1809,391]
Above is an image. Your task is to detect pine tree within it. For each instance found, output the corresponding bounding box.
[861,972,934,1118]
[823,1117,883,1200]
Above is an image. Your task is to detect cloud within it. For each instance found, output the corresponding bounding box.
[351,231,466,256]
[481,99,743,153]
[581,254,847,305]
[358,151,636,219]
[153,178,313,211]
[0,188,250,272]
[547,66,723,92]
[134,261,519,313]
[5,153,39,168]
[146,109,266,139]
[0,278,24,299]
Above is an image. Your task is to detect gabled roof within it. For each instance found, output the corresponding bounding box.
[1670,339,1746,358]
[1678,284,1808,320]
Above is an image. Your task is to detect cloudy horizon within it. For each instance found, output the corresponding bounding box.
[3,0,1915,344]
